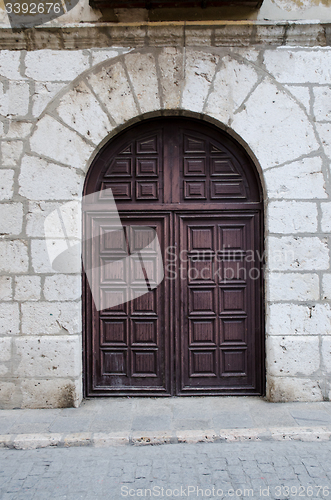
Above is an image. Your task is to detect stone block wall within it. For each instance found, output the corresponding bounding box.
[0,23,331,407]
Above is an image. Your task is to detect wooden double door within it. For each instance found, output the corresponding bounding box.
[84,118,264,396]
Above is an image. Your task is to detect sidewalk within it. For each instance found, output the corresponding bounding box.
[1,397,331,450]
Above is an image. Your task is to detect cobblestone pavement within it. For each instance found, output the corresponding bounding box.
[0,441,330,500]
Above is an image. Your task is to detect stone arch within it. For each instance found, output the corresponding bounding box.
[20,47,325,402]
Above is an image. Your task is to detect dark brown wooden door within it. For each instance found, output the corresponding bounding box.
[84,117,264,396]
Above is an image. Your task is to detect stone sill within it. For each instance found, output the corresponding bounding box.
[0,20,330,49]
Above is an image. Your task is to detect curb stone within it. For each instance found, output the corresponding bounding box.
[0,427,331,450]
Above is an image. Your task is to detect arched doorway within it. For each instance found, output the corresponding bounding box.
[83,117,264,396]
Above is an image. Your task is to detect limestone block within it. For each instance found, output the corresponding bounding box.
[316,123,331,160]
[87,62,138,125]
[0,51,22,80]
[56,81,113,145]
[91,49,122,66]
[268,237,329,271]
[229,48,259,63]
[321,203,331,232]
[32,82,66,118]
[1,121,32,139]
[0,382,20,410]
[19,156,82,201]
[322,337,331,374]
[26,201,80,238]
[205,56,258,125]
[0,337,12,376]
[15,276,41,301]
[25,50,89,81]
[268,201,317,234]
[322,274,331,300]
[284,85,310,114]
[0,303,19,334]
[0,240,28,273]
[0,203,23,235]
[268,303,331,336]
[182,50,219,113]
[231,79,319,170]
[1,141,24,167]
[21,378,82,409]
[0,170,14,200]
[0,276,12,301]
[0,82,30,117]
[267,375,322,402]
[125,52,160,114]
[267,335,320,376]
[14,335,81,378]
[158,48,183,110]
[21,301,81,335]
[264,157,326,199]
[31,239,81,274]
[264,50,331,84]
[29,115,94,170]
[313,87,331,121]
[268,273,319,301]
[44,275,81,301]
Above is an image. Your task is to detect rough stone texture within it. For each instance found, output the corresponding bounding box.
[267,336,320,376]
[25,50,89,81]
[0,240,28,273]
[19,156,82,201]
[87,62,137,126]
[267,376,323,402]
[43,275,81,301]
[268,201,318,234]
[268,303,331,336]
[268,237,329,271]
[1,141,24,167]
[14,335,81,378]
[21,302,81,335]
[0,170,14,200]
[56,81,113,145]
[0,337,11,376]
[0,303,19,334]
[182,50,219,113]
[15,276,41,302]
[29,116,94,170]
[322,337,331,374]
[1,43,331,407]
[0,203,23,235]
[231,79,319,170]
[268,273,319,301]
[264,157,327,199]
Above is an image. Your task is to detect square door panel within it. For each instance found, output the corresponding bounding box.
[221,349,246,375]
[131,289,157,314]
[221,261,246,282]
[210,158,239,176]
[220,227,244,251]
[100,319,128,346]
[220,288,245,314]
[136,135,158,154]
[188,259,215,284]
[184,181,206,199]
[100,258,127,285]
[188,226,215,251]
[130,257,158,286]
[221,319,246,344]
[190,350,217,377]
[100,227,127,254]
[132,351,157,377]
[189,288,216,315]
[105,158,132,177]
[136,182,158,200]
[100,288,128,314]
[130,226,158,253]
[100,182,131,200]
[136,158,158,176]
[189,319,216,345]
[102,350,127,375]
[210,180,246,199]
[132,319,157,345]
[184,158,206,176]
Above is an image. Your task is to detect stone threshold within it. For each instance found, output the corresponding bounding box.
[0,21,330,50]
[1,426,331,450]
